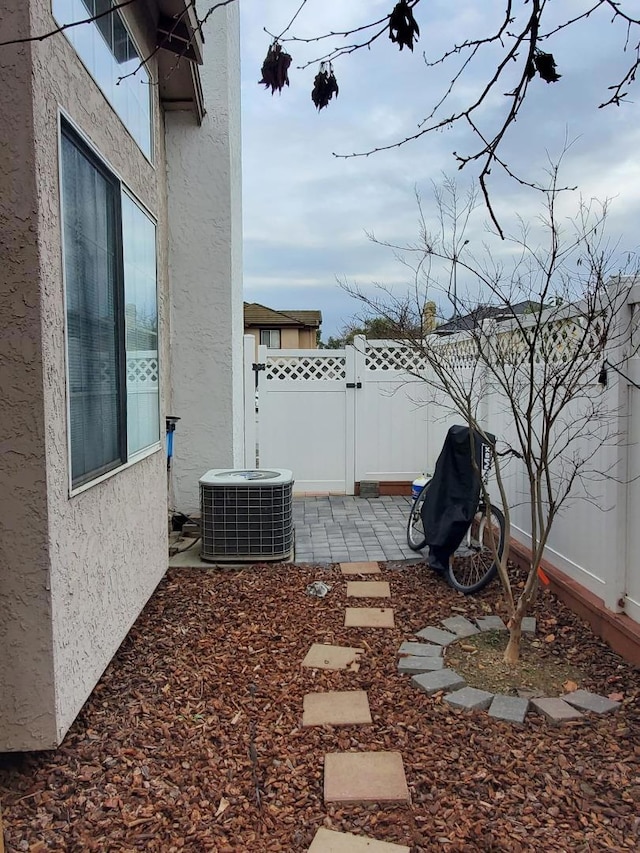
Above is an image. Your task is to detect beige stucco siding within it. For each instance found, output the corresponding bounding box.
[0,0,170,749]
[298,329,317,348]
[0,1,58,749]
[167,3,244,513]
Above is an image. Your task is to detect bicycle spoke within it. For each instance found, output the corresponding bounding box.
[447,505,505,594]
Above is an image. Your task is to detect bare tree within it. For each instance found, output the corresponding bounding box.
[343,172,639,662]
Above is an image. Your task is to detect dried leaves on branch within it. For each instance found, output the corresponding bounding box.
[257,0,640,234]
[388,0,420,52]
[259,41,293,93]
[311,62,339,110]
[528,50,562,84]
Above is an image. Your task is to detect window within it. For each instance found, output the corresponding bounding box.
[53,0,153,159]
[60,122,159,489]
[260,329,281,348]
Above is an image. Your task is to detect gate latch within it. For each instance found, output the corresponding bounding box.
[253,362,266,389]
[346,382,362,389]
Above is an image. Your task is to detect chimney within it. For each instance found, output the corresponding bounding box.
[422,301,436,333]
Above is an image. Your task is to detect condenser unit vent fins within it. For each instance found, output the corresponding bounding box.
[199,469,294,562]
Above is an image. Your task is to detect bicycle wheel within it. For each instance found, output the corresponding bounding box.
[406,481,431,551]
[446,503,505,594]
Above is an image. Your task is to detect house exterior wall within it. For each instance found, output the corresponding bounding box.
[298,329,318,349]
[0,0,170,750]
[167,3,243,513]
[281,328,302,349]
[245,327,319,358]
[0,0,57,749]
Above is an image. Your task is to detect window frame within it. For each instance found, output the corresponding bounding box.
[58,114,161,497]
[260,329,282,348]
[52,0,154,163]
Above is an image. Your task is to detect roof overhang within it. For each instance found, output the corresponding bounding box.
[156,0,205,123]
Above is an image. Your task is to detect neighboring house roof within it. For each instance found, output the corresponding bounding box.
[243,302,322,328]
[435,301,542,333]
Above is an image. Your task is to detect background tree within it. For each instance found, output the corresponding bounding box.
[343,172,639,662]
[323,315,421,348]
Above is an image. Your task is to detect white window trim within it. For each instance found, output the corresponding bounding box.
[69,443,162,497]
[58,110,162,498]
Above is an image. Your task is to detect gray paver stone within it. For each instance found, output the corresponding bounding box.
[562,689,621,715]
[489,695,529,724]
[411,669,466,695]
[444,686,494,711]
[475,615,508,632]
[398,641,443,658]
[531,697,584,723]
[521,616,537,634]
[397,655,444,674]
[440,616,480,638]
[415,626,459,646]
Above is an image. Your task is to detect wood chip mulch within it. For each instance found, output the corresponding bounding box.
[1,562,639,852]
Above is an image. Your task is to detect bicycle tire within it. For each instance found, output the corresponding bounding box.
[406,481,431,551]
[446,503,505,594]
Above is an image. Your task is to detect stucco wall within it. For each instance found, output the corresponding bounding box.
[1,0,171,750]
[0,0,57,750]
[167,3,244,513]
[299,329,318,349]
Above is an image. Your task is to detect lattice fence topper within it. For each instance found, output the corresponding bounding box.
[433,335,479,369]
[494,314,608,365]
[127,355,159,386]
[365,345,427,372]
[266,355,346,381]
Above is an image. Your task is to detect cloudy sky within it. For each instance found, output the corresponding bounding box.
[239,1,640,339]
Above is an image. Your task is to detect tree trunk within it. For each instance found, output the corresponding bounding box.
[504,611,523,664]
[503,558,541,663]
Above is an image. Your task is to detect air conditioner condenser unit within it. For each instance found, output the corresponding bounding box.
[199,468,294,562]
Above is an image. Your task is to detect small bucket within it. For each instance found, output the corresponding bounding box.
[411,475,430,501]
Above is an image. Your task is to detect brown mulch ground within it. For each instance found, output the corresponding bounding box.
[1,562,639,852]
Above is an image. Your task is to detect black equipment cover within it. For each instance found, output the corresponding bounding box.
[421,425,494,573]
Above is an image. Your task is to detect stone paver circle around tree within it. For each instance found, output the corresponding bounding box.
[399,613,622,724]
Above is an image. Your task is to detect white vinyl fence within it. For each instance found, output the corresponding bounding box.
[243,284,640,624]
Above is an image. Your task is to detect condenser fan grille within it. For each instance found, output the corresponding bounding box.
[199,469,294,562]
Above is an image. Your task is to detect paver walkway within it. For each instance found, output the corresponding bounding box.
[292,499,622,849]
[293,496,417,563]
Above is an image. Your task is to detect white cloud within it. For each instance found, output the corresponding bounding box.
[240,0,640,336]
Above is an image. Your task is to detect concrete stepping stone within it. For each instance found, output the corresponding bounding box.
[398,641,442,658]
[302,644,365,672]
[441,616,479,638]
[444,686,494,711]
[324,752,410,805]
[345,608,395,628]
[563,689,621,715]
[489,695,529,724]
[531,697,585,723]
[521,616,537,634]
[308,827,410,852]
[415,626,458,646]
[347,581,391,599]
[397,655,444,674]
[411,669,466,695]
[340,561,381,575]
[475,615,508,632]
[303,691,372,726]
